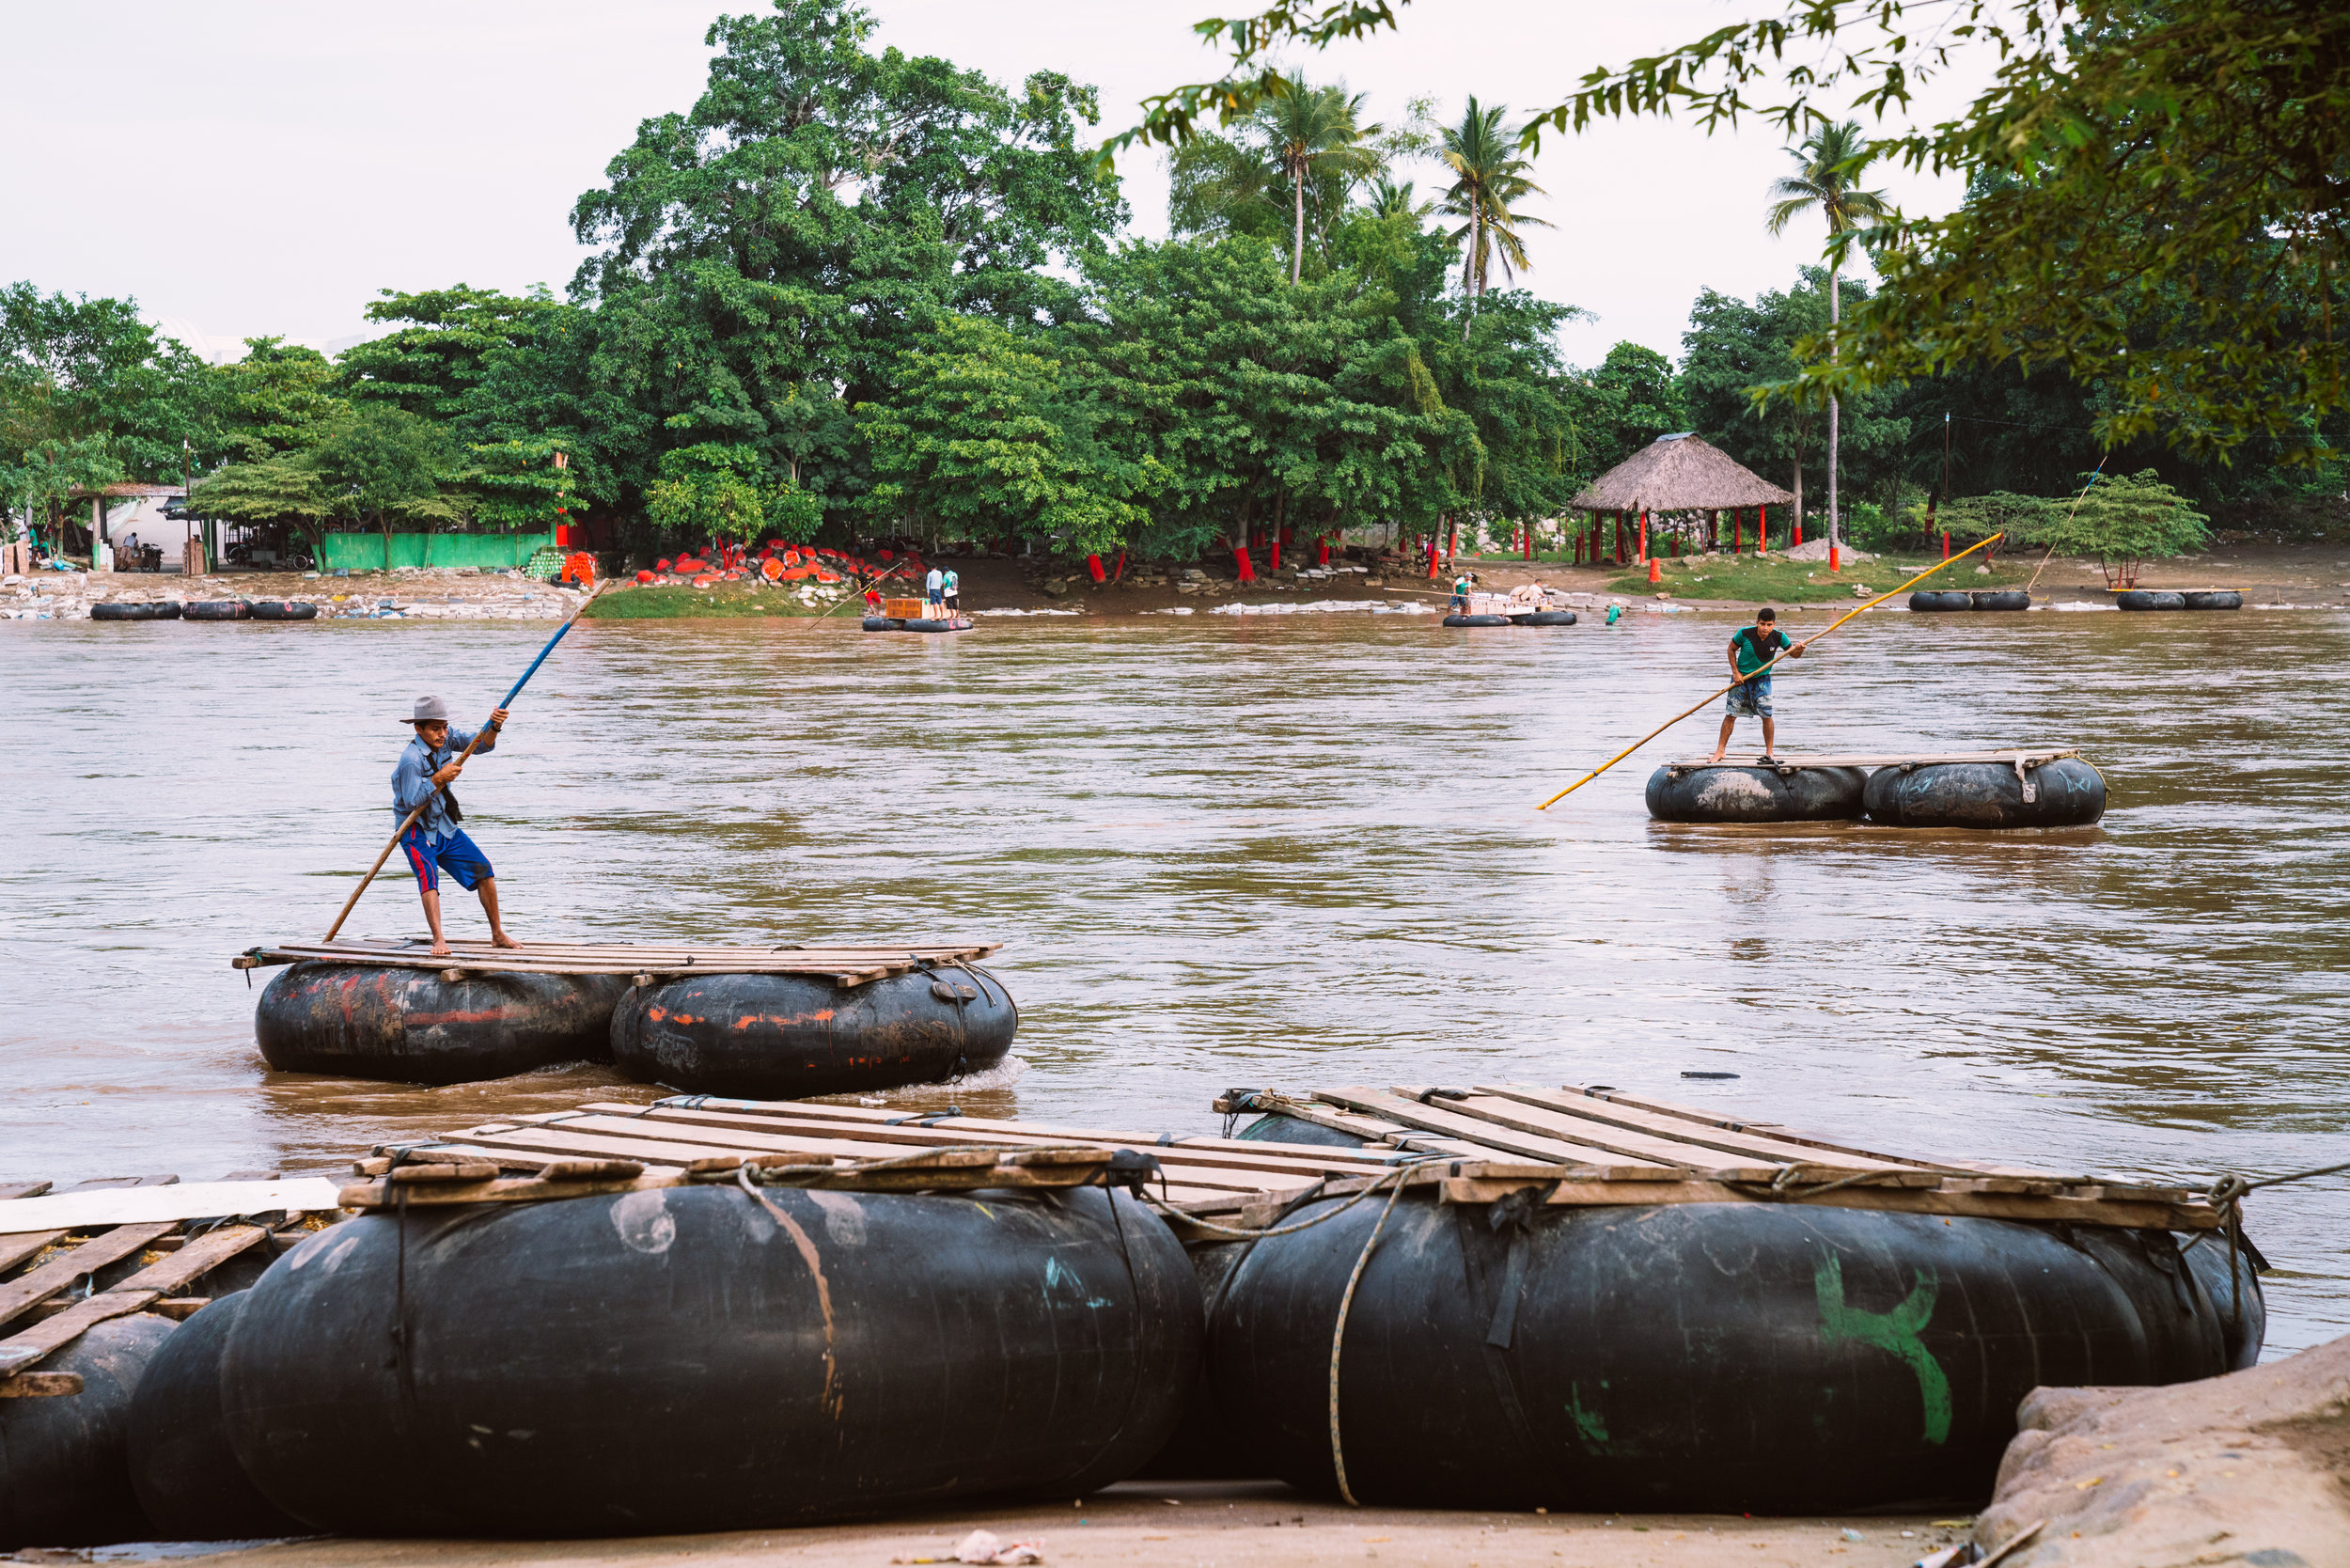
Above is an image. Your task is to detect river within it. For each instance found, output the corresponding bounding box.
[2,605,2343,1356]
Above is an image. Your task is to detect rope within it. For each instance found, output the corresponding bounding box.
[1328,1159,1447,1506]
[2024,458,2107,597]
[1534,533,2005,809]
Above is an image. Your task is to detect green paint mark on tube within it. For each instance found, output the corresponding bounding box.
[1814,1253,1950,1444]
[1568,1384,1610,1449]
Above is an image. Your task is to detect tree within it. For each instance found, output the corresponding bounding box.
[184,457,341,562]
[643,443,818,550]
[1167,71,1382,283]
[210,337,347,461]
[308,407,467,567]
[572,0,1124,524]
[1436,98,1551,326]
[1763,120,1892,559]
[0,283,212,539]
[336,286,554,421]
[857,317,1144,554]
[1122,0,2349,467]
[2008,470,2211,588]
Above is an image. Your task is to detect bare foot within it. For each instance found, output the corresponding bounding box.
[431,941,453,957]
[491,932,522,949]
[1703,752,1725,765]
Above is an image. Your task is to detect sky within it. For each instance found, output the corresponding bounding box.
[0,0,1989,369]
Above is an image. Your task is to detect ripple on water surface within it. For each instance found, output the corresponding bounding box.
[0,609,2343,1356]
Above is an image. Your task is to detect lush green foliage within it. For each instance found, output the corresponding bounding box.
[1436,98,1549,307]
[2004,469,2212,584]
[1135,0,2350,467]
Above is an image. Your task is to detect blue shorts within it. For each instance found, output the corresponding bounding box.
[401,827,493,893]
[1726,678,1773,718]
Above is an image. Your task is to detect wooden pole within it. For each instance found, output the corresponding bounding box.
[1534,534,2005,810]
[322,581,608,942]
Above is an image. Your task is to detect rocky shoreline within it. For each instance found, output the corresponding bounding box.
[2,566,588,621]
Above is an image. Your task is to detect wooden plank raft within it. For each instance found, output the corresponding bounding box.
[1665,749,2080,771]
[0,1174,335,1394]
[231,936,1002,987]
[330,1083,2224,1236]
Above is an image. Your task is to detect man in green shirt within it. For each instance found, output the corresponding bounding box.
[1705,606,1806,763]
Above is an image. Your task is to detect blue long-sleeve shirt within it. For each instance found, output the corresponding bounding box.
[392,728,492,844]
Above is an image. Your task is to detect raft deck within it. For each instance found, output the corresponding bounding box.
[336,1082,2226,1235]
[232,936,1002,987]
[0,1174,341,1390]
[1665,748,2080,771]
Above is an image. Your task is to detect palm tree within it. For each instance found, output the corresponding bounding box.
[1166,72,1383,285]
[1256,72,1383,284]
[1765,119,1893,559]
[1436,98,1552,334]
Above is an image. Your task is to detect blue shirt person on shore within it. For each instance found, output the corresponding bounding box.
[392,694,519,957]
[1704,607,1805,763]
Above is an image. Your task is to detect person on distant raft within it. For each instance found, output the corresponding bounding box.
[1451,571,1472,613]
[942,567,960,619]
[925,564,945,618]
[1705,606,1805,764]
[863,585,884,617]
[393,695,517,957]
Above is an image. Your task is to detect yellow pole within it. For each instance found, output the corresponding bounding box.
[1534,533,2005,810]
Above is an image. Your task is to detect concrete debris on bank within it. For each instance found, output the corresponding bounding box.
[1,568,584,621]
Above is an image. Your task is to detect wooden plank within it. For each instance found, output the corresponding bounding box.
[1662,750,2078,769]
[1315,1089,1711,1172]
[1551,1084,2067,1180]
[0,1178,344,1235]
[1464,1086,1927,1173]
[0,1183,53,1202]
[0,1225,269,1377]
[1236,1091,1512,1158]
[0,1231,66,1275]
[0,1224,177,1329]
[585,1105,1412,1184]
[1439,1176,2222,1231]
[0,1372,83,1397]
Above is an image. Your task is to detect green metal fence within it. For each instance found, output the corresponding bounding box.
[316,529,558,572]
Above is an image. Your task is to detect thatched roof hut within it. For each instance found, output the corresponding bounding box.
[1570,433,1794,513]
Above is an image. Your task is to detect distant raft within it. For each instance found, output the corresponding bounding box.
[1442,613,1513,627]
[2119,588,2241,611]
[1645,762,1867,823]
[863,616,972,632]
[1862,755,2106,828]
[89,602,181,622]
[1972,588,2029,610]
[610,965,1016,1098]
[180,602,248,621]
[255,963,630,1083]
[1909,589,1973,612]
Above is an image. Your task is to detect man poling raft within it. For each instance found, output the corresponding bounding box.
[390,695,516,959]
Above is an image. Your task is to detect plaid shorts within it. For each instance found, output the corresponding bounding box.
[1725,678,1773,718]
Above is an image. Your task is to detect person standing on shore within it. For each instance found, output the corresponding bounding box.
[1704,606,1805,763]
[393,696,518,958]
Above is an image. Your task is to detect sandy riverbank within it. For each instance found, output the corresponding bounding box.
[73,1481,1954,1568]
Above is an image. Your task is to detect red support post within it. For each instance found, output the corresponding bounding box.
[1943,530,1950,561]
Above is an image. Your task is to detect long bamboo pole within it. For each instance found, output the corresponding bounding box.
[1534,534,2005,810]
[322,579,608,941]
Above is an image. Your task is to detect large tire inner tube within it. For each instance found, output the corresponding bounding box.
[1909,590,1972,611]
[1443,614,1512,627]
[0,1312,176,1549]
[1203,1197,2249,1513]
[90,603,164,621]
[1523,610,1578,626]
[860,616,906,631]
[255,962,631,1084]
[127,1294,306,1542]
[901,617,970,632]
[1862,755,2106,828]
[2117,589,2186,611]
[610,964,1016,1098]
[1233,1113,1370,1149]
[1970,589,2029,611]
[181,601,248,621]
[220,1184,1198,1537]
[2183,589,2242,610]
[1646,763,1868,823]
[247,601,318,621]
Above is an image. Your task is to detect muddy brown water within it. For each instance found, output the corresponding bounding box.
[2,608,2343,1357]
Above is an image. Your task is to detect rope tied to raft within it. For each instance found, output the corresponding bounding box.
[1327,1156,1450,1507]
